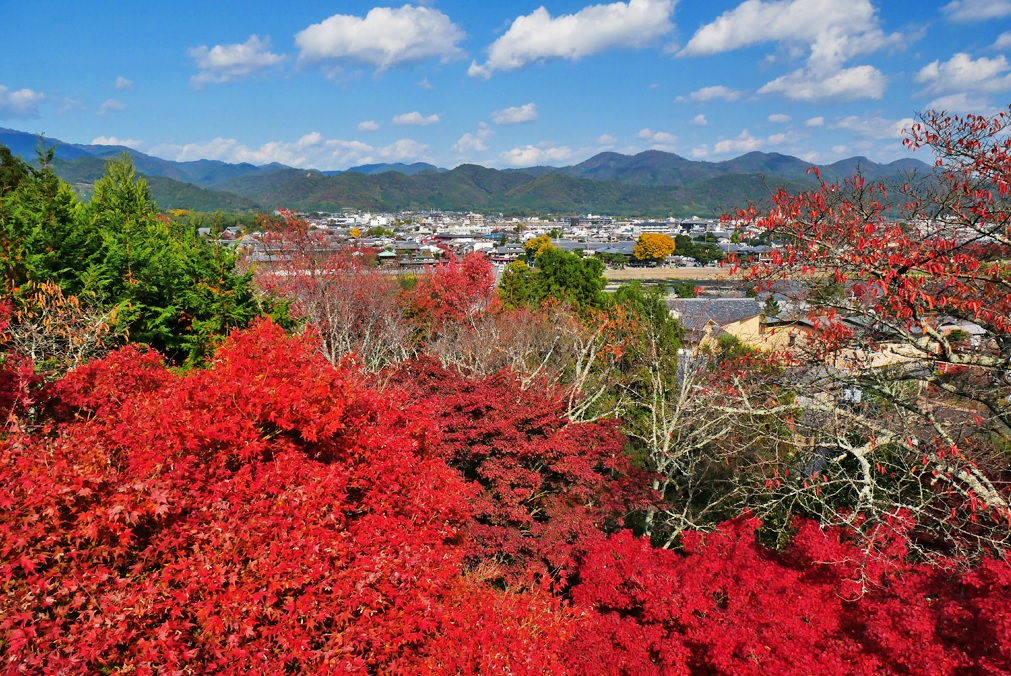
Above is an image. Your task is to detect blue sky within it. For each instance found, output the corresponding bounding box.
[2,0,1010,170]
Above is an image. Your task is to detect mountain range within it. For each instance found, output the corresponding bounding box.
[1,127,932,217]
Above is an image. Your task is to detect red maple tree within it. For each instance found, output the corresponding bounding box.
[407,251,499,338]
[389,356,653,590]
[722,106,1011,557]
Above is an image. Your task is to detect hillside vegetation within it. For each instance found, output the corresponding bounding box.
[2,126,929,214]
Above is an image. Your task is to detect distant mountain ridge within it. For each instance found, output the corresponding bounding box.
[1,126,933,216]
[558,149,927,186]
[324,162,445,177]
[1,127,288,212]
[1,128,290,186]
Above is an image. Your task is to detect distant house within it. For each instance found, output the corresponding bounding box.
[634,221,675,236]
[669,255,701,267]
[667,298,764,349]
[759,310,993,369]
[393,241,422,255]
[937,317,987,347]
[376,250,398,267]
[759,315,817,351]
[596,242,637,264]
[490,244,525,263]
[719,243,778,265]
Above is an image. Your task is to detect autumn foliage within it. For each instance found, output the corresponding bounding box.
[727,106,1011,556]
[573,515,1011,675]
[1,317,1010,673]
[408,252,498,336]
[391,356,650,588]
[632,233,675,262]
[1,319,617,673]
[6,108,1011,673]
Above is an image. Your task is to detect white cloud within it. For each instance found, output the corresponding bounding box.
[691,114,708,126]
[499,143,575,166]
[913,53,1011,113]
[0,85,44,118]
[692,130,787,158]
[97,98,126,116]
[758,64,886,102]
[469,0,676,78]
[768,113,791,123]
[805,116,825,127]
[392,111,440,126]
[597,134,617,145]
[357,120,380,132]
[832,115,915,141]
[453,123,493,154]
[114,76,133,90]
[915,53,1011,95]
[151,132,429,169]
[295,6,465,73]
[58,99,85,114]
[189,35,285,87]
[996,31,1011,50]
[675,85,743,103]
[379,138,428,162]
[681,0,898,68]
[942,0,1011,22]
[417,77,432,90]
[91,136,142,149]
[637,128,678,150]
[491,103,538,125]
[925,92,994,114]
[714,133,764,154]
[682,0,898,103]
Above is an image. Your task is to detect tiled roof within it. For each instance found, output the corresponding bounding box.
[667,298,763,333]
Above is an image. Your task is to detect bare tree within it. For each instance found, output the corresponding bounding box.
[3,281,119,376]
[429,302,630,422]
[704,107,1011,559]
[248,214,414,371]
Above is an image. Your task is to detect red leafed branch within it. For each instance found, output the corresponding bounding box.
[389,356,654,590]
[406,251,499,337]
[722,106,1011,557]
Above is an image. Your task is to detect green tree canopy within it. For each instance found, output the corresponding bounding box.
[0,150,282,364]
[0,151,84,295]
[611,282,682,359]
[674,235,724,265]
[0,145,34,197]
[498,260,536,310]
[498,246,608,312]
[536,246,606,310]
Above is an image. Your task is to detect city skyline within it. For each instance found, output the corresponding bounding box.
[3,0,1011,170]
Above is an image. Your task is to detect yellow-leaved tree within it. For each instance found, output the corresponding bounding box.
[632,233,675,262]
[523,233,554,257]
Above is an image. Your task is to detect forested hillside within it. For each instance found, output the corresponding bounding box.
[2,126,929,216]
[210,163,816,216]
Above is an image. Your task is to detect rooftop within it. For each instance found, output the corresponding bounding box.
[667,298,763,333]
